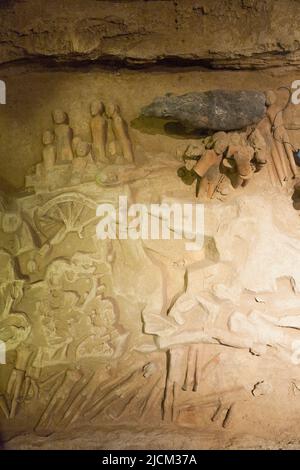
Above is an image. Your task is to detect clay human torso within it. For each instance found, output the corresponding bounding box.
[43,146,56,170]
[107,104,134,163]
[91,115,107,162]
[91,117,108,163]
[71,141,92,183]
[42,130,56,171]
[112,114,134,163]
[52,110,74,162]
[90,101,108,163]
[55,124,73,162]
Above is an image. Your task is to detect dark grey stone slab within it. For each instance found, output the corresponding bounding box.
[141,90,266,131]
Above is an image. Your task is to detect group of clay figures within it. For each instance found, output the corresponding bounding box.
[41,102,134,173]
[178,128,268,198]
[178,89,298,198]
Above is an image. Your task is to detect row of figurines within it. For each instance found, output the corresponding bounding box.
[40,102,134,173]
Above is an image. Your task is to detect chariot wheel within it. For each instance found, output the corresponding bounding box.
[34,192,98,245]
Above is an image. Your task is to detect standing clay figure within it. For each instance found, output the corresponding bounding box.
[72,141,93,184]
[52,109,74,162]
[266,90,297,178]
[106,103,134,163]
[257,90,296,186]
[90,100,108,163]
[42,130,56,171]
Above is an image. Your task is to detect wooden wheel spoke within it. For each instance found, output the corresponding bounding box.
[35,193,98,244]
[71,204,85,227]
[65,202,73,225]
[39,212,61,224]
[56,205,70,228]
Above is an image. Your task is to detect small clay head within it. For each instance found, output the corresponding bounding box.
[106,103,120,118]
[265,90,277,107]
[90,100,105,117]
[52,109,68,124]
[76,141,91,158]
[229,132,243,146]
[42,130,55,145]
[213,131,229,155]
[214,141,228,155]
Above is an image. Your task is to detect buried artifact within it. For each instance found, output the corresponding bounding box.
[141,90,266,131]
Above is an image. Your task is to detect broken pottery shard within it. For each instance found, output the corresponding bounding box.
[141,90,266,131]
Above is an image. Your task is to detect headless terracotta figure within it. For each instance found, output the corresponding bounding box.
[267,90,297,178]
[106,103,134,163]
[42,130,56,171]
[52,109,73,162]
[258,90,296,186]
[90,100,108,163]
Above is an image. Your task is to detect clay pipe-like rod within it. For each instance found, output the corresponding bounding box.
[271,146,285,186]
[195,177,201,197]
[258,122,281,186]
[266,158,277,186]
[275,140,289,179]
[283,141,298,178]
